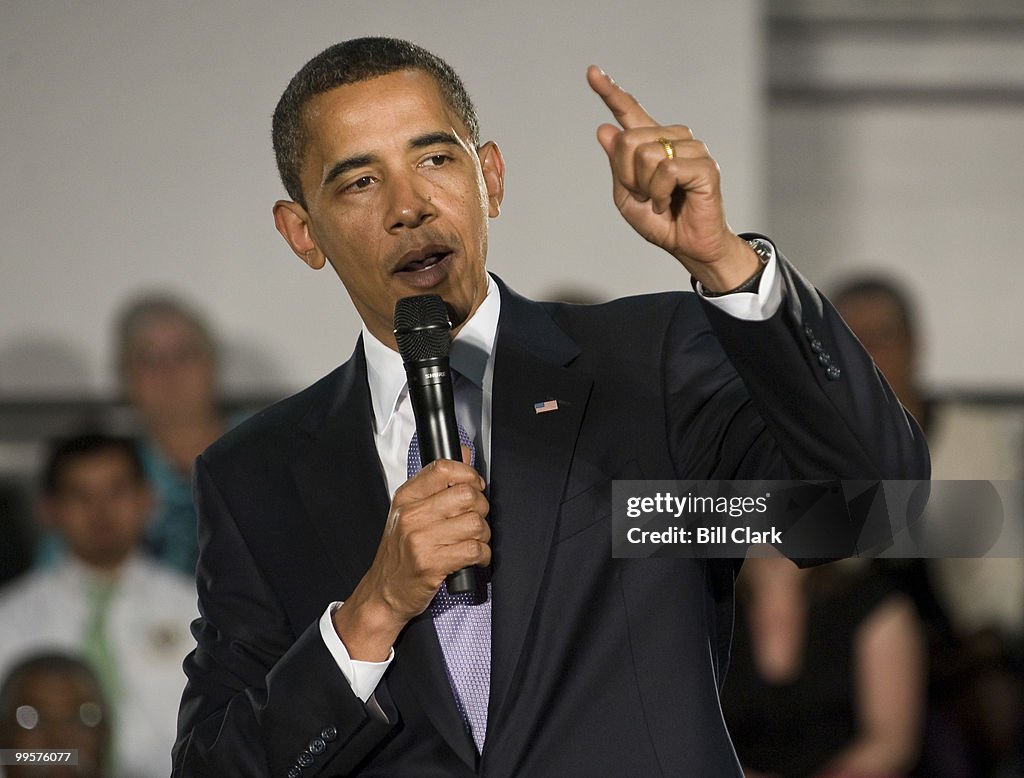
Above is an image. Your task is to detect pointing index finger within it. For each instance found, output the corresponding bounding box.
[587,64,659,129]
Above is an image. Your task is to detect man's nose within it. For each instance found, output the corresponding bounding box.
[385,172,436,231]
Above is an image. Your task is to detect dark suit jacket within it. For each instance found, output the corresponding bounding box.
[173,249,929,777]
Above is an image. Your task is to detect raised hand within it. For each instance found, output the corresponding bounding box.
[588,65,760,293]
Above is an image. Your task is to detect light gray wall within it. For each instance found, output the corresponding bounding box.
[770,103,1024,392]
[0,0,764,397]
[768,2,1024,392]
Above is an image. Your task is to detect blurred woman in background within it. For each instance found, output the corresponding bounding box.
[116,295,228,576]
[722,556,926,778]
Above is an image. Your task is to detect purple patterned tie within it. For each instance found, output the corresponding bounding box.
[408,427,491,753]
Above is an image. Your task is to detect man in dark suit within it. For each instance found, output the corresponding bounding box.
[173,38,928,776]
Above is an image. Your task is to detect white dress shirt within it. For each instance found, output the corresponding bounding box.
[321,247,783,703]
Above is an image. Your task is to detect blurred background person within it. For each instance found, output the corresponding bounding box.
[722,556,926,778]
[0,433,196,777]
[833,276,1024,777]
[115,294,232,576]
[0,652,111,778]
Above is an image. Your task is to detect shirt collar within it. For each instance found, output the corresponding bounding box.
[60,552,145,588]
[362,273,501,435]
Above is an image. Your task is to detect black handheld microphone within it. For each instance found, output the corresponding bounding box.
[394,294,476,595]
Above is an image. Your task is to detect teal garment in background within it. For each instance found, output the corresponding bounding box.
[139,412,247,577]
[139,437,200,576]
[31,531,64,569]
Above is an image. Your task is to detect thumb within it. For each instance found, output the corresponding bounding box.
[460,444,473,466]
[596,123,619,161]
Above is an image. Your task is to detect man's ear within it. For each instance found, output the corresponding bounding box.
[478,142,505,218]
[273,200,326,269]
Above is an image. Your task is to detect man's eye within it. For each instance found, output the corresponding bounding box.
[423,155,450,167]
[346,176,375,191]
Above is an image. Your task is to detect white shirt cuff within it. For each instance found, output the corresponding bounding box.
[319,601,394,703]
[695,239,783,321]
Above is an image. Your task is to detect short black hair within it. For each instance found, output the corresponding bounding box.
[272,37,480,208]
[42,433,145,496]
[831,275,917,341]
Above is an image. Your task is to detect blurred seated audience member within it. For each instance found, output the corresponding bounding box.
[0,433,196,777]
[834,276,1024,776]
[115,294,231,576]
[0,652,111,777]
[722,556,925,778]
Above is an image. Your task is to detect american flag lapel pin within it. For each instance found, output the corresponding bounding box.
[534,399,559,414]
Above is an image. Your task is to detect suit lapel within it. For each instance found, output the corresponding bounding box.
[486,283,593,729]
[291,344,390,595]
[290,341,478,770]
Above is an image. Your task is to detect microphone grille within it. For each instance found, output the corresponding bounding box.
[394,295,452,362]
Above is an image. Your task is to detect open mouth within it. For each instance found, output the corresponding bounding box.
[399,252,449,272]
[392,245,456,289]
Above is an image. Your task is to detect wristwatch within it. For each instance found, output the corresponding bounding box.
[701,238,772,298]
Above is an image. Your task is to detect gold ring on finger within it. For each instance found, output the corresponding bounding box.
[656,137,675,159]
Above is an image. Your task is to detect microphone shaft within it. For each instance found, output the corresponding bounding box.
[405,356,476,595]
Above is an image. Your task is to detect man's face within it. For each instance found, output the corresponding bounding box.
[122,315,216,426]
[44,451,152,571]
[275,69,504,349]
[836,294,916,400]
